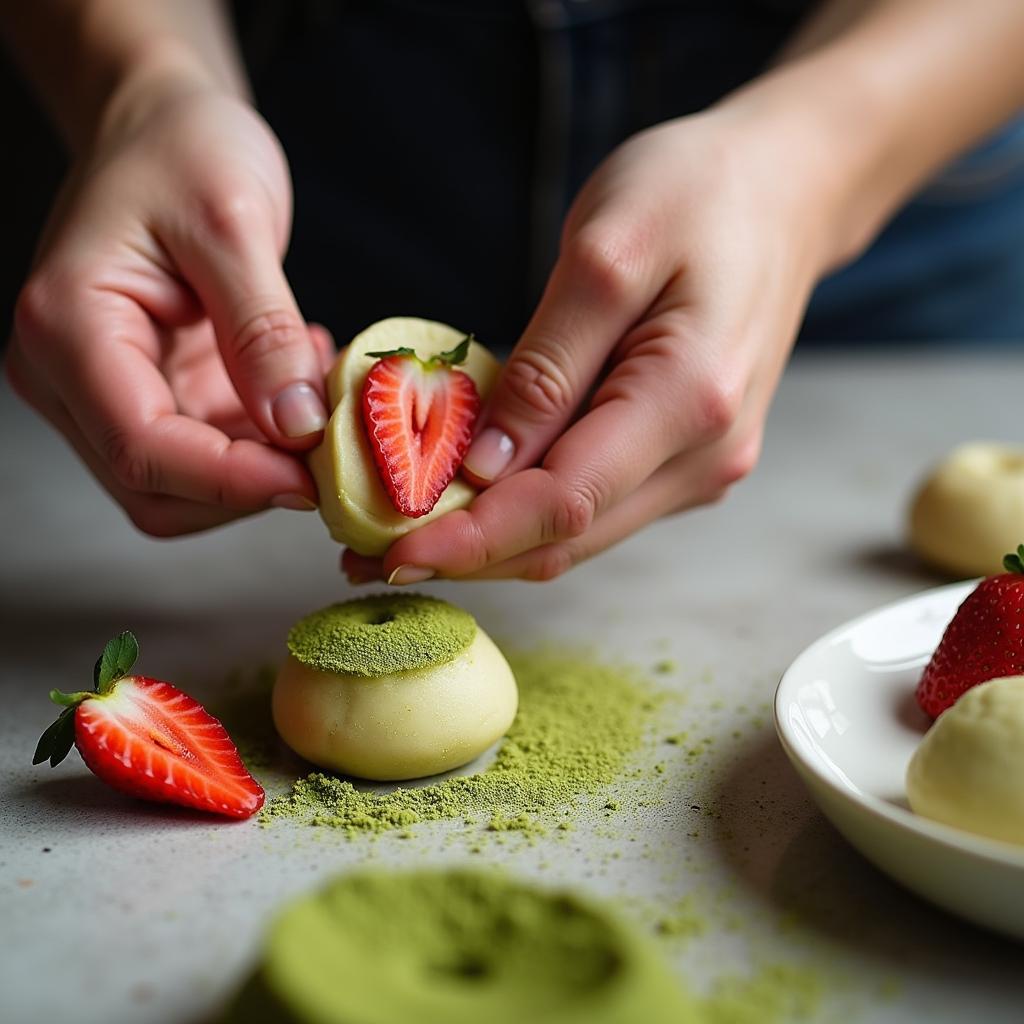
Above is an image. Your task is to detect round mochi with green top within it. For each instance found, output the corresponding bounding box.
[221,870,695,1024]
[274,594,517,780]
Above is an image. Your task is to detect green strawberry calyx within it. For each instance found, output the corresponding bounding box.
[32,631,139,768]
[366,334,474,370]
[1003,545,1024,575]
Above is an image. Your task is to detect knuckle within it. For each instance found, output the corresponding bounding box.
[524,545,574,582]
[720,432,761,487]
[692,370,743,442]
[197,182,263,246]
[460,514,497,572]
[103,426,158,493]
[549,479,598,541]
[714,432,762,490]
[232,309,304,365]
[501,348,577,422]
[566,224,644,304]
[13,273,57,343]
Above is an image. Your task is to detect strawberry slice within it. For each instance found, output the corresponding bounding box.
[361,335,481,517]
[33,631,264,819]
[916,545,1024,718]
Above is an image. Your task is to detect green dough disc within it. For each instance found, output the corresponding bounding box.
[222,870,694,1024]
[286,593,476,677]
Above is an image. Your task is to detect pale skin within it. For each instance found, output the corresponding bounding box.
[4,1,1024,573]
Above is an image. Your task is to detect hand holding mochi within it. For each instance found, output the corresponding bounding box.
[272,594,517,780]
[309,318,501,556]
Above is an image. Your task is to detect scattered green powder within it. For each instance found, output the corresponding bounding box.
[260,650,663,836]
[652,896,707,942]
[286,593,475,676]
[701,963,823,1024]
[220,870,693,1024]
[219,868,828,1024]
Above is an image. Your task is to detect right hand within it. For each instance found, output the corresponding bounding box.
[6,87,333,536]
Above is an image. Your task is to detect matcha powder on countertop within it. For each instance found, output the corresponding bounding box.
[260,650,665,836]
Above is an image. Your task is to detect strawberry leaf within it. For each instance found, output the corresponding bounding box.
[1003,545,1024,575]
[32,706,77,767]
[366,347,416,359]
[93,631,139,694]
[49,689,93,707]
[431,334,473,368]
[365,335,474,369]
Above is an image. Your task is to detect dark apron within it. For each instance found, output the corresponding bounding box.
[236,0,1024,348]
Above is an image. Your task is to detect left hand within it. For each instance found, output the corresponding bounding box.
[343,102,840,583]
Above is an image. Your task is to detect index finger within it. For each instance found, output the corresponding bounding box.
[20,283,316,509]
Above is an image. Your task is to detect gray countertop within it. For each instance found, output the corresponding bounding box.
[2,348,1023,1023]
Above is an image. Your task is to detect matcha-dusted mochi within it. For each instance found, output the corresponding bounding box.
[310,317,501,556]
[221,870,695,1024]
[273,594,517,781]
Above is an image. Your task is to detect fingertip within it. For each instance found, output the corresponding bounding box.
[462,427,516,483]
[340,548,385,585]
[271,381,328,444]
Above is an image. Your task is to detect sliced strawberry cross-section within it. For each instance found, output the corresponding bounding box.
[361,336,481,518]
[33,631,264,819]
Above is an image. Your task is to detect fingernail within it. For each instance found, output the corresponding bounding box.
[271,493,318,511]
[387,564,436,586]
[463,428,515,481]
[273,383,327,438]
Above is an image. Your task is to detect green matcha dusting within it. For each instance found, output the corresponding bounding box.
[652,896,707,941]
[220,868,829,1024]
[259,650,664,837]
[221,869,691,1024]
[702,963,824,1023]
[286,593,476,676]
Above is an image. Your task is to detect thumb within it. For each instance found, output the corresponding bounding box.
[463,228,657,483]
[166,202,328,449]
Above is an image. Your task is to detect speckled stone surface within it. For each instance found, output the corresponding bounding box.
[3,349,1024,1024]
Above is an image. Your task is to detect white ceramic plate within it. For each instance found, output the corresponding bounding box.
[775,580,1024,940]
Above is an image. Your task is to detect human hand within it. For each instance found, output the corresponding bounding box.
[343,103,841,583]
[6,85,332,536]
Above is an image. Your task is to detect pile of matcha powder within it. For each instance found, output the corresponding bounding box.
[258,649,663,838]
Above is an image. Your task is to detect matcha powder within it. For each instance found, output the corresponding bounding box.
[286,593,476,676]
[260,650,664,837]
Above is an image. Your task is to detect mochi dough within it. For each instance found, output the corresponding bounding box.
[907,674,1024,845]
[909,443,1024,578]
[309,317,501,556]
[273,595,517,781]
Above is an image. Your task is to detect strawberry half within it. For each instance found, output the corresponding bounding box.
[33,631,264,819]
[916,546,1024,718]
[361,335,481,517]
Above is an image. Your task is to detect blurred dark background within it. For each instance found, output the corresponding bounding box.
[0,52,65,340]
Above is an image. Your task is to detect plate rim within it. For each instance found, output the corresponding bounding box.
[775,579,1024,870]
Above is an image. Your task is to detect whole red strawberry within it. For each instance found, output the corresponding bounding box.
[361,335,481,517]
[33,631,264,819]
[916,547,1024,718]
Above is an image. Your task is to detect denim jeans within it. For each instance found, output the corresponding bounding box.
[239,0,1024,348]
